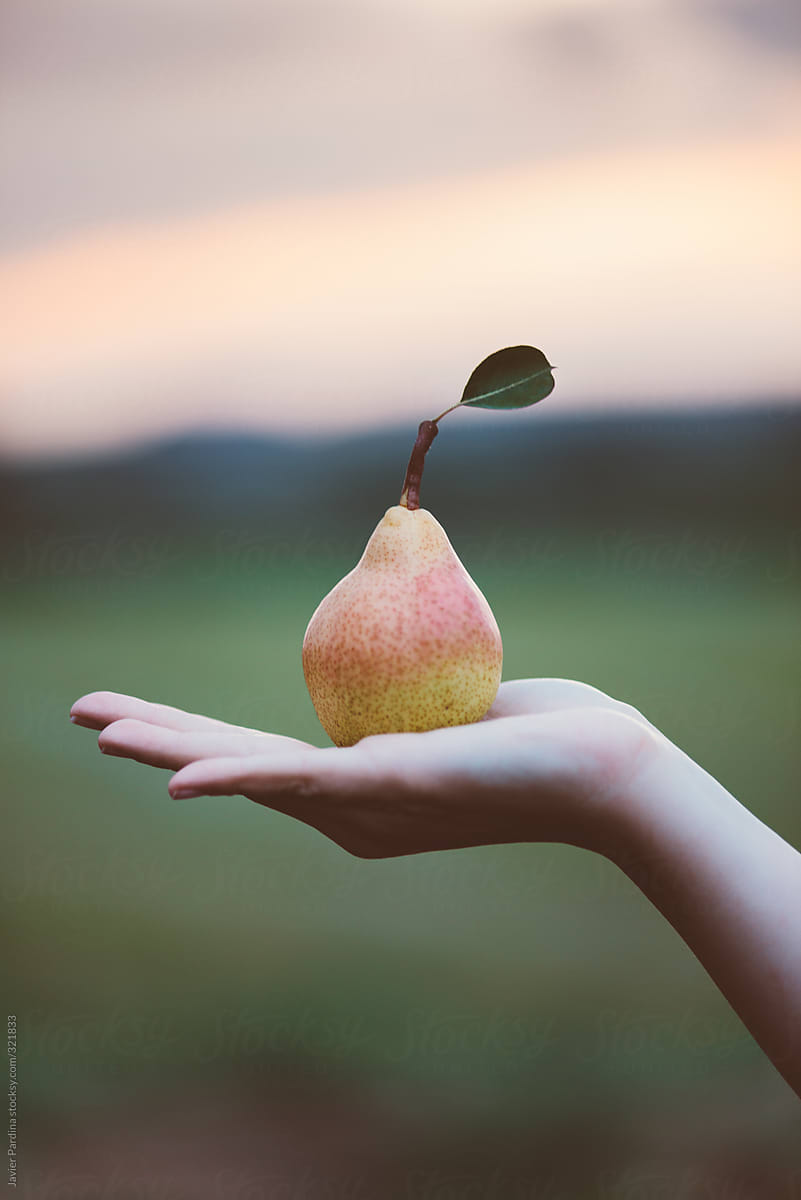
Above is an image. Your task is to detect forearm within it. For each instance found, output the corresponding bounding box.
[611,739,801,1096]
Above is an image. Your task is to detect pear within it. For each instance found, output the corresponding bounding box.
[302,505,502,746]
[301,339,557,746]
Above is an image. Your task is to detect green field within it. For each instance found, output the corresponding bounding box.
[3,537,800,1196]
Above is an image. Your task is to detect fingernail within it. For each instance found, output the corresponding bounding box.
[171,788,200,800]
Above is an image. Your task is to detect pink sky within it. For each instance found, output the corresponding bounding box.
[1,0,799,458]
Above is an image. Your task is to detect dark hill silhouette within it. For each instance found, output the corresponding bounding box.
[1,406,799,565]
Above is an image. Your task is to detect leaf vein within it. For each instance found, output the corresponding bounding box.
[463,365,553,405]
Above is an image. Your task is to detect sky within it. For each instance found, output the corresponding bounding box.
[1,0,799,458]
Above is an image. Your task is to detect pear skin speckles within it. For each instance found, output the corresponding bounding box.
[302,506,503,746]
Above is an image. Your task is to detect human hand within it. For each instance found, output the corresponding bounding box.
[70,680,801,1093]
[69,680,661,859]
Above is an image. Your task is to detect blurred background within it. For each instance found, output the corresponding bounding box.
[2,0,800,1196]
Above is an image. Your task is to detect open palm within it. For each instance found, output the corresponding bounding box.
[70,680,659,859]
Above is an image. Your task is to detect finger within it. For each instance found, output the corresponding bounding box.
[485,679,613,720]
[168,747,356,803]
[70,691,257,734]
[97,719,308,770]
[485,678,654,730]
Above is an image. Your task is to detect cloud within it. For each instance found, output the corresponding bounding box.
[1,0,798,457]
[1,0,799,252]
[0,135,798,457]
[694,0,801,57]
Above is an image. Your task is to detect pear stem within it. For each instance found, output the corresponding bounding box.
[432,402,460,423]
[399,419,439,510]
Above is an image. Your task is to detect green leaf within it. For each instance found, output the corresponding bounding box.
[460,345,555,410]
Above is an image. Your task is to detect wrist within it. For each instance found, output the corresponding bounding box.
[605,730,739,892]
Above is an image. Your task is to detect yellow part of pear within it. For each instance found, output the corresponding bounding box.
[302,505,503,746]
